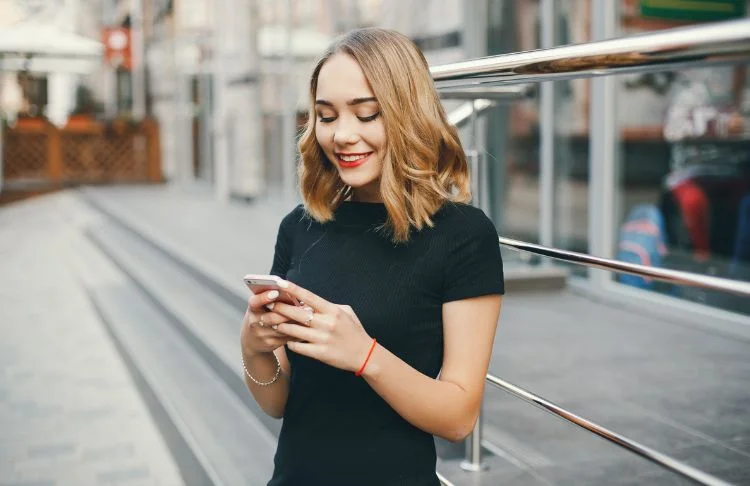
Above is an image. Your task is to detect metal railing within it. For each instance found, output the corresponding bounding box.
[434,17,750,486]
[484,375,734,486]
[431,18,750,88]
[500,237,750,297]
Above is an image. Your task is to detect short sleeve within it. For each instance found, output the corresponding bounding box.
[442,208,505,303]
[269,205,303,278]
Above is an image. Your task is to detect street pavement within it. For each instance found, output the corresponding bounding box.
[0,193,185,486]
[80,184,750,486]
[2,184,750,486]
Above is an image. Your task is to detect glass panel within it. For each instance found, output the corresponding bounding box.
[553,1,591,275]
[485,0,540,269]
[483,0,591,272]
[614,6,750,315]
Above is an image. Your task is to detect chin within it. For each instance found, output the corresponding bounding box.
[338,173,378,189]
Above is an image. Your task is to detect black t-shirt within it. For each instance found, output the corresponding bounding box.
[267,200,505,486]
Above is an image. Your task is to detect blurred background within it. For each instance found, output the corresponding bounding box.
[1,1,749,485]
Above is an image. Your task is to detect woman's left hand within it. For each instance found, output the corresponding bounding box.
[269,280,374,372]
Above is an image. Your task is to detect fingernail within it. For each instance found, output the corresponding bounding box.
[268,290,279,300]
[266,303,275,311]
[278,280,289,288]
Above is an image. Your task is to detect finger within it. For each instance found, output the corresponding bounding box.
[276,322,327,343]
[286,340,320,359]
[254,326,289,339]
[271,302,320,328]
[248,290,280,312]
[258,312,292,327]
[278,280,334,313]
[264,337,295,348]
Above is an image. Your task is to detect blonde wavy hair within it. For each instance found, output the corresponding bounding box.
[297,27,470,243]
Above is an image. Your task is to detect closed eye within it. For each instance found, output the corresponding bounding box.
[317,113,380,124]
[358,113,380,122]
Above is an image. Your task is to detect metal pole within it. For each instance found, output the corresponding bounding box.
[461,99,485,473]
[497,236,750,297]
[486,374,734,486]
[213,0,230,201]
[589,0,618,287]
[467,149,479,207]
[130,0,146,120]
[460,405,486,472]
[281,0,296,198]
[539,0,556,252]
[431,18,750,89]
[469,101,479,207]
[459,1,489,472]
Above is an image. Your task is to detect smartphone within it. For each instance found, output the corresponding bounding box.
[243,274,304,307]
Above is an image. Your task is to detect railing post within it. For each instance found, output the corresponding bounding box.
[467,99,483,210]
[467,149,479,206]
[460,406,486,472]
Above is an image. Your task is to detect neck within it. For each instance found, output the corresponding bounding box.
[350,183,382,203]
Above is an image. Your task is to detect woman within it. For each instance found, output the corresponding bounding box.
[240,28,504,486]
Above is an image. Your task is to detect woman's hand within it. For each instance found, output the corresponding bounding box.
[269,281,374,372]
[241,290,298,356]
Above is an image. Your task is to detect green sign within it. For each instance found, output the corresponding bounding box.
[640,0,747,21]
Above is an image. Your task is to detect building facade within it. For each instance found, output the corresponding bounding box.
[101,0,749,321]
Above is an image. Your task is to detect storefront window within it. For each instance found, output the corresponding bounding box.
[483,0,590,271]
[485,0,540,246]
[552,1,590,268]
[614,3,750,315]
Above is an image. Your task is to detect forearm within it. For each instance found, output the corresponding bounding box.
[362,345,478,442]
[242,349,290,419]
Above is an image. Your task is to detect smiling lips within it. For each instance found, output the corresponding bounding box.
[336,152,372,168]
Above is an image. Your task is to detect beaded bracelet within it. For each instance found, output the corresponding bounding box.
[242,351,281,386]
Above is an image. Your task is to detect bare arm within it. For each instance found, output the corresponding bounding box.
[240,291,295,418]
[241,346,291,419]
[273,283,503,442]
[361,295,503,442]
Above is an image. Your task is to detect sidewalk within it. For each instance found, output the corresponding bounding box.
[3,184,750,485]
[80,183,750,485]
[0,193,184,486]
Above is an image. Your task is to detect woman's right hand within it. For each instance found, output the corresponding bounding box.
[241,290,295,356]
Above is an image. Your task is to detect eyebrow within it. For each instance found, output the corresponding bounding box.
[315,97,377,107]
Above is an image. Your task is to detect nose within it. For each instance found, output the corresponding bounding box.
[332,118,360,146]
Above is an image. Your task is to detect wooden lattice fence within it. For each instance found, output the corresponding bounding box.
[2,118,162,188]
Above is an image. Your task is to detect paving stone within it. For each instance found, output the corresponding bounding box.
[0,193,185,486]
[95,466,150,484]
[77,185,750,485]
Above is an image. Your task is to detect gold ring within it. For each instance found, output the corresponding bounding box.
[304,310,314,326]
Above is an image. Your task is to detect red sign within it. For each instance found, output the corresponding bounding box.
[102,27,132,70]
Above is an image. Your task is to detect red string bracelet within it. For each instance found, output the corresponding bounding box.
[355,338,377,377]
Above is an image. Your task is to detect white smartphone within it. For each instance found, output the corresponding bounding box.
[243,274,304,307]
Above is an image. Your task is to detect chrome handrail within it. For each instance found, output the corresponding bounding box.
[485,374,734,486]
[436,471,456,486]
[434,16,750,486]
[447,99,494,128]
[440,85,535,100]
[499,236,750,297]
[431,18,750,89]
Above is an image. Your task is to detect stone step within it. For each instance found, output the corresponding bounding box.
[74,223,276,485]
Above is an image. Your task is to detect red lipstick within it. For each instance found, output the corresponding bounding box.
[336,152,372,169]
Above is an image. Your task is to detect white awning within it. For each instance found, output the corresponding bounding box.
[0,22,103,74]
